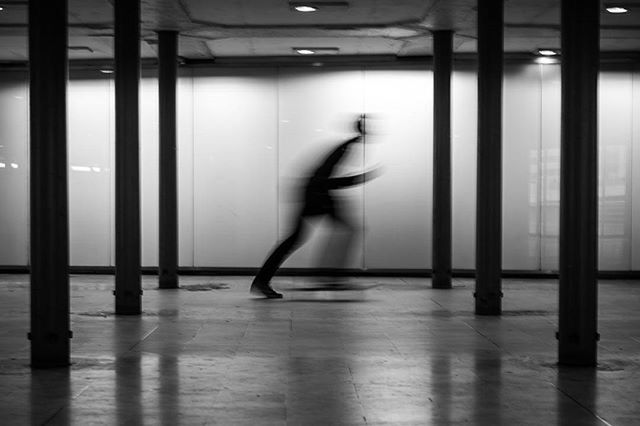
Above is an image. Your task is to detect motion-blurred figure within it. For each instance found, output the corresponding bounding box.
[251,115,381,298]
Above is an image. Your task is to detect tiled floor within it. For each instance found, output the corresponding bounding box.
[1,274,639,425]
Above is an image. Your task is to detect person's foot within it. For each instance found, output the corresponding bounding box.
[250,281,283,299]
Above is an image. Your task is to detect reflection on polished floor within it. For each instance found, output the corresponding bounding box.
[1,275,639,425]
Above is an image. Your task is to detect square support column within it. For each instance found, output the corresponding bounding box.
[558,0,600,366]
[158,31,179,289]
[432,30,453,290]
[114,0,142,314]
[28,0,71,368]
[475,0,504,315]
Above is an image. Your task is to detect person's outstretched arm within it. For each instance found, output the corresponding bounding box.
[326,166,382,189]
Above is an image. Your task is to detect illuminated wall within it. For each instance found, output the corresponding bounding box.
[0,63,639,271]
[0,71,28,266]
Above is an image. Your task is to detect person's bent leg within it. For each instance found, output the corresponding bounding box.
[251,218,309,298]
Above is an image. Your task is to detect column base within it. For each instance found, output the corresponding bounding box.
[432,273,452,289]
[474,293,502,315]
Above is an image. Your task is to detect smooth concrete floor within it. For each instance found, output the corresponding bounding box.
[1,275,639,425]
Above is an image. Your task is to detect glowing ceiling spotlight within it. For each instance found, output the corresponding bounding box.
[293,47,340,55]
[606,6,628,13]
[537,48,559,56]
[290,2,349,13]
[534,48,560,64]
[294,4,318,12]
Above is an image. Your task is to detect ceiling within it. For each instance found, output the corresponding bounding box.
[0,0,639,62]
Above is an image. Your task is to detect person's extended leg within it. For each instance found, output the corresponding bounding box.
[251,217,309,298]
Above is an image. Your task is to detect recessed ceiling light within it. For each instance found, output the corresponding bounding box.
[537,49,559,56]
[606,6,628,13]
[293,47,339,55]
[100,69,114,74]
[294,5,318,12]
[291,1,349,12]
[0,7,4,11]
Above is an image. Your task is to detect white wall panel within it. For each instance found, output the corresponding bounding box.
[140,71,160,267]
[177,70,195,267]
[502,64,542,270]
[598,71,633,270]
[363,67,432,269]
[108,78,116,266]
[4,63,640,272]
[451,69,477,269]
[633,69,640,270]
[68,75,112,266]
[540,64,561,271]
[277,68,365,269]
[0,71,29,265]
[192,69,278,267]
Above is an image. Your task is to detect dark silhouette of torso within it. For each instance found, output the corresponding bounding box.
[302,136,360,217]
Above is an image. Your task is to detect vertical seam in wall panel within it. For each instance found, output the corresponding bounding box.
[598,76,603,265]
[630,70,636,269]
[361,66,366,271]
[600,76,605,256]
[636,66,640,270]
[538,64,544,271]
[631,66,640,270]
[108,77,114,267]
[191,70,196,267]
[636,66,640,269]
[25,72,31,266]
[276,67,281,244]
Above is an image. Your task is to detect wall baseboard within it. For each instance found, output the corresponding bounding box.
[1,266,639,280]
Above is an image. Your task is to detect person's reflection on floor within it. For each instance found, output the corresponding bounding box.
[251,114,381,298]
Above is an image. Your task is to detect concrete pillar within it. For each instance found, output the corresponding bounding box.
[114,0,142,314]
[558,0,599,366]
[28,0,71,368]
[475,0,503,315]
[158,31,179,289]
[432,30,454,290]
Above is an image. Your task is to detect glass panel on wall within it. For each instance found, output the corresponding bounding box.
[177,69,195,267]
[502,64,542,270]
[68,73,113,266]
[0,71,29,265]
[192,68,279,268]
[540,64,561,271]
[451,69,477,270]
[598,71,633,271]
[4,63,640,272]
[140,71,160,267]
[363,66,432,269]
[633,70,640,270]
